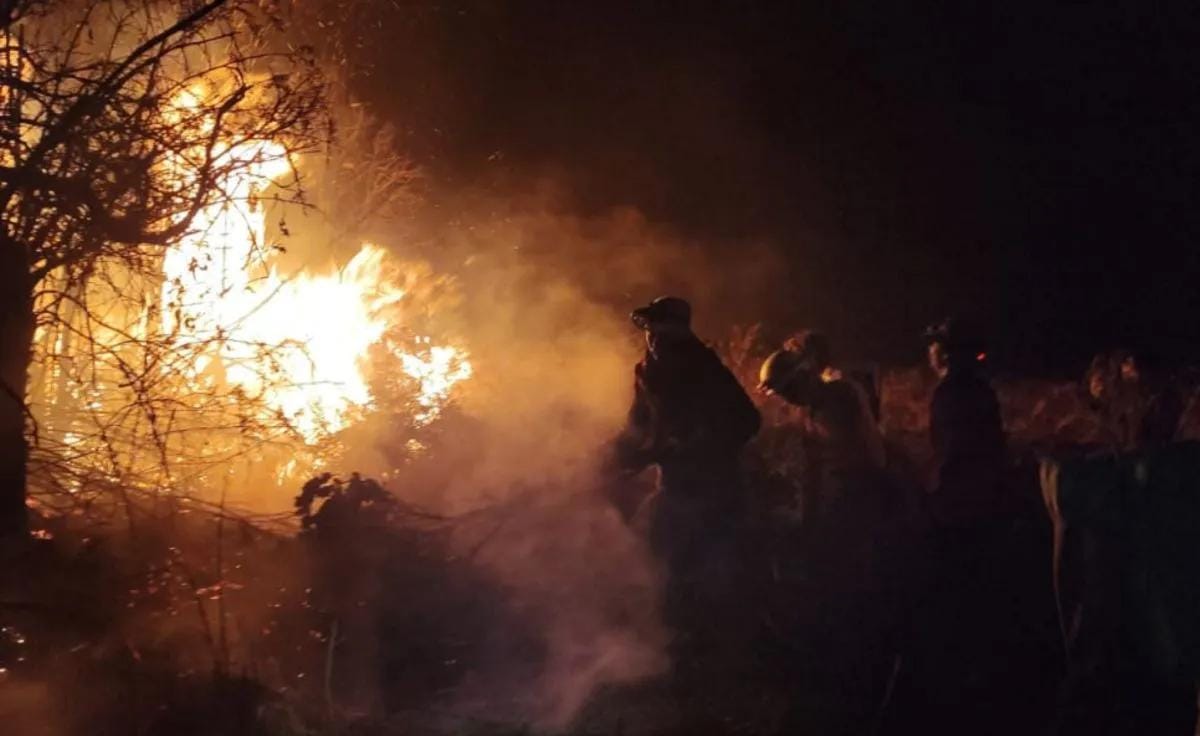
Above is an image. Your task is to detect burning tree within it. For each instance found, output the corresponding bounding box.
[0,0,327,536]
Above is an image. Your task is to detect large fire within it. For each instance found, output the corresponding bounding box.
[161,137,471,443]
[28,86,472,504]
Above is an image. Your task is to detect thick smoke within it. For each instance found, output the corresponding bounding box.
[239,145,793,725]
[358,184,788,505]
[324,183,789,728]
[322,178,790,505]
[447,492,669,728]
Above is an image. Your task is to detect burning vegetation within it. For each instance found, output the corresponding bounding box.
[28,75,472,510]
[5,3,1200,736]
[1,3,666,734]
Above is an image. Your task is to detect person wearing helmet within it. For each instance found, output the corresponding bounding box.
[614,296,761,489]
[759,344,900,732]
[1109,349,1183,450]
[1075,351,1127,448]
[608,296,761,697]
[778,329,886,465]
[1052,349,1193,736]
[922,317,1007,524]
[880,319,1018,736]
[758,344,890,537]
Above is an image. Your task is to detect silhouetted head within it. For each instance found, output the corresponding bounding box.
[1117,348,1167,388]
[1085,353,1115,402]
[631,296,693,352]
[758,348,821,406]
[924,317,986,378]
[783,329,832,373]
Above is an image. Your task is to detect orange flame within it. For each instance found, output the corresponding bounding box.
[161,95,470,444]
[26,86,472,506]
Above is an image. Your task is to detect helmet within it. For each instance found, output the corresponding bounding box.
[631,296,692,330]
[758,349,807,394]
[923,317,986,359]
[783,329,832,371]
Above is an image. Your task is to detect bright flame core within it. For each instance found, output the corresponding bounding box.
[399,342,476,423]
[27,86,472,508]
[161,112,470,443]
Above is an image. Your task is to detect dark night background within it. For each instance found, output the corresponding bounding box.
[342,1,1200,377]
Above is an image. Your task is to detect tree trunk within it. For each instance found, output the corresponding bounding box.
[0,236,32,538]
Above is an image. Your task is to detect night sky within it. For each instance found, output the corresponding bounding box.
[346,1,1200,376]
